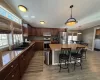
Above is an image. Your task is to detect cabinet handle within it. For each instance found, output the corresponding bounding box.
[12,75,14,78]
[11,65,13,68]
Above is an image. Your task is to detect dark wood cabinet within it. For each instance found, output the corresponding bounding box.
[35,41,44,50]
[35,28,42,36]
[19,53,26,77]
[19,44,35,77]
[31,28,36,36]
[52,28,59,36]
[0,58,19,80]
[58,28,66,32]
[5,65,20,80]
[96,29,100,35]
[23,25,67,36]
[0,43,35,80]
[23,25,28,37]
[28,25,32,35]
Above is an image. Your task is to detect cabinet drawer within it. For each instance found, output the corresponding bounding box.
[5,65,20,80]
[0,58,19,80]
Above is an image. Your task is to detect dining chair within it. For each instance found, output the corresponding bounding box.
[59,48,71,72]
[71,47,85,70]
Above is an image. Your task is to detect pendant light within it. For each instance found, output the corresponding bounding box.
[65,5,77,26]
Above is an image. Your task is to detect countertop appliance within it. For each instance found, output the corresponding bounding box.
[94,39,100,50]
[59,32,68,44]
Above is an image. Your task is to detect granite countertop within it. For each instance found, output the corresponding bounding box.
[0,42,35,71]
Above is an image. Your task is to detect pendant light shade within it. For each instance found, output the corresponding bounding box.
[65,5,77,26]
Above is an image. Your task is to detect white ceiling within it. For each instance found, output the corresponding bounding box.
[4,0,100,30]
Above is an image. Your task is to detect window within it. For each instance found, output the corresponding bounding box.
[0,34,8,47]
[13,34,23,45]
[0,7,6,17]
[68,36,72,44]
[73,36,77,41]
[68,33,78,44]
[0,5,22,24]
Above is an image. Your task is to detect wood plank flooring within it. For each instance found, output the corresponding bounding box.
[21,50,100,80]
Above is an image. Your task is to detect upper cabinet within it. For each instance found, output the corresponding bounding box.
[96,29,100,35]
[31,27,36,36]
[35,28,42,36]
[23,24,35,36]
[23,25,67,36]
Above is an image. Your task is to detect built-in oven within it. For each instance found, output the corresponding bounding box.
[44,41,51,50]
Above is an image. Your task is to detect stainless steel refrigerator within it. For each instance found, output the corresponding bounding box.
[59,32,68,44]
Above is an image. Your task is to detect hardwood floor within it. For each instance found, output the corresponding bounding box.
[21,50,100,80]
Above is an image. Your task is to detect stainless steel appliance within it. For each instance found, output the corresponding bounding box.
[43,32,51,50]
[59,32,68,44]
[44,41,51,50]
[43,32,51,65]
[94,39,100,50]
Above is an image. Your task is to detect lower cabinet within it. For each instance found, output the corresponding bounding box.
[0,43,35,80]
[35,41,44,50]
[5,65,20,80]
[19,53,26,77]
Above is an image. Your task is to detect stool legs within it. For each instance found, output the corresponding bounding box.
[59,59,70,73]
[74,58,83,70]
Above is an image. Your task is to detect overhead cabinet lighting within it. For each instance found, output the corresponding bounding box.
[18,5,27,12]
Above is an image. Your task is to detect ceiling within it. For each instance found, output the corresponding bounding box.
[4,0,100,30]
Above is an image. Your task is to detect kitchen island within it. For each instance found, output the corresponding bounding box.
[49,44,87,65]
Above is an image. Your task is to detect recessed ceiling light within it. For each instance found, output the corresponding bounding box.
[77,32,82,34]
[31,16,35,18]
[18,5,27,12]
[24,15,28,17]
[40,21,45,24]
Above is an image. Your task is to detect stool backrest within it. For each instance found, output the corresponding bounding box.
[76,47,85,55]
[61,48,71,56]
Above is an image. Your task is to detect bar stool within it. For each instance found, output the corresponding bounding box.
[71,47,85,70]
[59,48,71,72]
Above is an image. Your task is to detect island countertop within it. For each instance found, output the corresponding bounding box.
[49,44,87,50]
[49,44,87,65]
[0,42,35,71]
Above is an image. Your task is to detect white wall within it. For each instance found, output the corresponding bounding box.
[82,26,100,50]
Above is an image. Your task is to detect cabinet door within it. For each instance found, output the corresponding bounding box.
[96,29,100,35]
[52,29,58,36]
[58,28,66,32]
[23,26,28,36]
[35,28,42,36]
[19,54,26,77]
[0,58,19,80]
[5,65,20,80]
[35,42,44,50]
[31,28,36,36]
[28,26,32,35]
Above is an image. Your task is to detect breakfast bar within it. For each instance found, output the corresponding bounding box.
[49,44,86,65]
